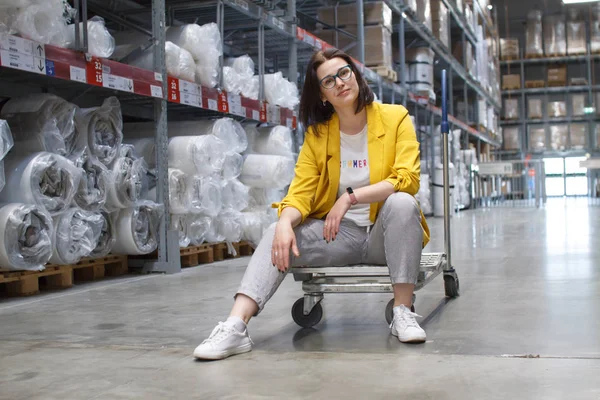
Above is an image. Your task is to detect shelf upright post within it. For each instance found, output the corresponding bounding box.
[430,107,436,210]
[520,58,526,153]
[399,16,407,106]
[356,0,365,64]
[258,18,265,103]
[288,0,298,89]
[217,0,225,89]
[586,10,594,155]
[150,0,180,274]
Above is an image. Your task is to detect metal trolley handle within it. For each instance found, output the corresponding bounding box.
[440,69,452,270]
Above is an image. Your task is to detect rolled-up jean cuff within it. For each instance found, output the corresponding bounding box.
[234,290,265,316]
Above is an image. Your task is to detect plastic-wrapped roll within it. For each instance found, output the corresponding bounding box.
[216,209,243,243]
[242,76,259,100]
[111,202,164,255]
[90,210,116,258]
[221,179,249,211]
[0,119,15,160]
[147,168,190,214]
[168,135,225,176]
[223,66,243,95]
[71,154,110,212]
[75,97,123,166]
[129,41,195,83]
[264,72,300,109]
[66,17,115,58]
[105,157,147,210]
[248,188,285,208]
[0,152,81,216]
[12,0,72,47]
[50,208,104,265]
[1,94,78,157]
[0,160,4,193]
[225,55,255,77]
[193,119,248,154]
[0,203,53,271]
[250,125,294,157]
[188,175,222,217]
[186,214,212,246]
[241,210,271,247]
[170,214,190,248]
[239,154,295,189]
[222,152,243,180]
[126,138,156,168]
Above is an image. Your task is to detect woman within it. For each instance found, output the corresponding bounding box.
[193,49,430,360]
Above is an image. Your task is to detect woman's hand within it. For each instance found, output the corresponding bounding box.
[324,193,352,242]
[271,220,300,273]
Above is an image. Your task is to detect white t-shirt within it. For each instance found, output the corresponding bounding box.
[338,124,371,226]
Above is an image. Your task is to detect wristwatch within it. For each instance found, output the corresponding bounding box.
[346,187,358,205]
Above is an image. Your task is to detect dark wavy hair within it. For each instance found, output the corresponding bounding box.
[299,48,374,133]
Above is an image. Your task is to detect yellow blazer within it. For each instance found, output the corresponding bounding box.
[273,102,430,247]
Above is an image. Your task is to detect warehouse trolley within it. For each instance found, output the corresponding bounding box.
[289,69,459,328]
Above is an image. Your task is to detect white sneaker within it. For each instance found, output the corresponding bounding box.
[390,304,426,343]
[193,321,253,360]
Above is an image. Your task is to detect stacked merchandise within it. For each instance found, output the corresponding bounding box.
[240,124,296,246]
[502,127,521,151]
[592,5,600,53]
[452,41,476,77]
[528,98,543,119]
[567,10,586,56]
[0,0,114,57]
[500,39,519,60]
[0,121,14,193]
[529,126,546,152]
[525,10,544,58]
[407,48,435,101]
[430,0,449,49]
[315,2,393,72]
[452,129,470,211]
[475,26,489,91]
[0,94,162,271]
[543,15,566,57]
[458,148,478,208]
[417,0,433,32]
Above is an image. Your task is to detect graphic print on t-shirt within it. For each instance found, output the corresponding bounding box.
[341,159,368,169]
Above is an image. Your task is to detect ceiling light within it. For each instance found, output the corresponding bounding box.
[562,0,600,4]
[487,4,493,9]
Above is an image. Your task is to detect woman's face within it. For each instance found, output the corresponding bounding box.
[316,57,359,109]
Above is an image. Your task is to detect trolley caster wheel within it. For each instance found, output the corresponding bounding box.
[385,299,415,325]
[292,298,323,328]
[444,274,460,298]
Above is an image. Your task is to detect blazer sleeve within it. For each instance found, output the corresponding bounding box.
[383,108,421,195]
[272,128,321,222]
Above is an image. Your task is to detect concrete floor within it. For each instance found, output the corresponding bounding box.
[0,198,599,399]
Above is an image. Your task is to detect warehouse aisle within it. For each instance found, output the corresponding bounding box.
[1,199,599,400]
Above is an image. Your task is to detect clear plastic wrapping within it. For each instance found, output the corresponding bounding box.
[129,41,195,83]
[543,15,566,56]
[415,173,431,215]
[0,120,14,160]
[568,10,587,55]
[170,214,190,248]
[547,101,567,118]
[526,10,543,57]
[264,72,300,109]
[570,124,588,150]
[407,48,435,99]
[225,55,255,78]
[417,0,432,32]
[571,94,586,116]
[167,168,191,214]
[1,94,78,157]
[241,210,271,247]
[50,208,103,265]
[168,135,226,176]
[221,179,249,212]
[0,160,4,193]
[0,152,81,216]
[216,208,243,243]
[0,203,53,271]
[206,119,248,154]
[529,126,546,152]
[503,99,519,120]
[528,98,543,119]
[243,76,259,100]
[550,125,568,151]
[222,152,243,180]
[188,175,222,217]
[223,66,244,95]
[187,214,213,245]
[126,138,156,169]
[71,154,110,212]
[223,55,256,94]
[500,38,519,60]
[248,188,285,208]
[503,127,521,150]
[245,125,295,157]
[12,0,72,47]
[66,16,115,58]
[239,154,295,190]
[105,157,147,210]
[592,5,600,53]
[75,97,123,166]
[90,210,116,258]
[111,201,164,255]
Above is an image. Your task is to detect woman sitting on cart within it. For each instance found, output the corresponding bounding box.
[193,48,430,361]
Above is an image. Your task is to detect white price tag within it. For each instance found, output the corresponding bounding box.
[70,65,87,83]
[1,35,33,55]
[267,104,280,124]
[228,94,244,116]
[208,99,218,111]
[252,110,260,121]
[1,50,35,73]
[154,72,163,82]
[180,92,200,107]
[286,118,293,128]
[151,85,163,98]
[103,73,134,92]
[179,80,199,95]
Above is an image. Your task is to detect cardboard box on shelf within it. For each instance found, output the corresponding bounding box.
[502,74,521,90]
[315,25,392,68]
[431,0,449,49]
[417,0,433,32]
[526,10,544,58]
[316,1,392,32]
[504,98,519,120]
[502,126,521,150]
[547,101,567,118]
[529,126,546,152]
[543,15,567,57]
[500,38,519,60]
[528,98,543,119]
[452,42,474,75]
[570,123,588,149]
[549,124,569,151]
[547,65,567,86]
[567,12,586,55]
[571,94,586,116]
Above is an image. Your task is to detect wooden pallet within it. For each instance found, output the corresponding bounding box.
[545,53,567,58]
[501,83,521,90]
[501,55,519,61]
[371,65,397,82]
[212,241,255,262]
[47,255,129,282]
[181,244,214,267]
[525,53,545,59]
[0,266,72,296]
[525,80,545,88]
[547,80,567,87]
[570,78,588,86]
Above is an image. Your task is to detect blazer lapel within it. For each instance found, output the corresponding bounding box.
[366,103,385,184]
[326,113,341,204]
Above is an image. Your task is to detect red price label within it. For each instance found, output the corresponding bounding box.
[260,102,267,122]
[168,77,180,103]
[86,56,103,86]
[218,91,229,113]
[292,116,297,129]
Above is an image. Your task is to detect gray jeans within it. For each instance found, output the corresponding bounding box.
[236,192,424,314]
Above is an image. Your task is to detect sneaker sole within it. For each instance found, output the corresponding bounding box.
[193,343,252,360]
[391,329,426,344]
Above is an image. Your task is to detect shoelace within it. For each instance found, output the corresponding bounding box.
[390,308,423,329]
[202,322,254,346]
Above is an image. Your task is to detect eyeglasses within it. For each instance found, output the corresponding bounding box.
[319,65,353,89]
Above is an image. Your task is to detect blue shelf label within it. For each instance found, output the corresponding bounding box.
[45,60,55,77]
